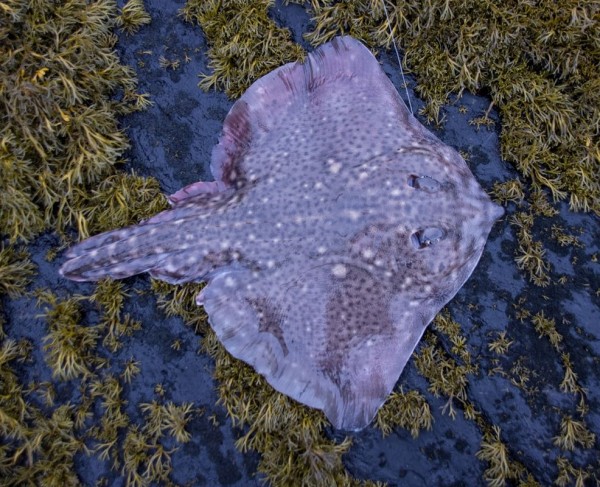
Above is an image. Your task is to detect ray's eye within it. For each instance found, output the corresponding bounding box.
[411,227,446,249]
[408,175,441,192]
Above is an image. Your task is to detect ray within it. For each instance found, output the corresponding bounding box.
[60,36,503,430]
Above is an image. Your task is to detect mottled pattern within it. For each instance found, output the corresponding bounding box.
[61,37,503,430]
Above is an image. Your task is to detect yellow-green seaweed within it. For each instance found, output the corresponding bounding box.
[0,245,36,299]
[0,0,148,244]
[179,0,305,98]
[117,0,151,35]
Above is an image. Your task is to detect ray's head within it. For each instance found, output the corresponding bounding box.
[362,143,504,306]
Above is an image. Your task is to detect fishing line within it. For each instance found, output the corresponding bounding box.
[381,0,414,115]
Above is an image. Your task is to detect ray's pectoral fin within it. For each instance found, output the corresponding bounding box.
[314,261,432,430]
[199,261,432,431]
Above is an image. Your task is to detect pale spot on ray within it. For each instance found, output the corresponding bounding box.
[361,248,374,259]
[332,263,348,279]
[345,210,361,221]
[327,159,342,174]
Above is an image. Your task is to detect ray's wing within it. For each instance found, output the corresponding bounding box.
[203,36,416,191]
[200,258,438,431]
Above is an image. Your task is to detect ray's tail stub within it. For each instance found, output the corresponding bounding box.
[59,224,166,282]
[60,220,214,285]
[60,186,240,283]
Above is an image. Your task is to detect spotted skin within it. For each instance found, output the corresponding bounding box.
[60,37,503,430]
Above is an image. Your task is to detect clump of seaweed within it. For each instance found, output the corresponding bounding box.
[11,405,88,485]
[507,357,538,395]
[525,309,592,455]
[37,291,101,381]
[476,426,514,487]
[0,134,47,241]
[510,211,551,287]
[121,357,141,384]
[117,0,151,35]
[531,311,562,349]
[179,0,305,98]
[73,173,168,239]
[87,374,130,465]
[158,55,181,71]
[0,338,30,441]
[550,224,583,248]
[375,389,432,438]
[139,400,195,444]
[0,245,36,298]
[476,423,541,487]
[121,425,173,485]
[150,279,207,333]
[528,311,587,406]
[490,180,525,207]
[553,415,596,451]
[84,369,195,486]
[555,457,592,487]
[487,331,513,356]
[0,0,150,244]
[120,401,196,484]
[413,312,478,419]
[0,336,90,485]
[29,277,198,485]
[409,310,541,483]
[89,278,142,352]
[414,337,471,419]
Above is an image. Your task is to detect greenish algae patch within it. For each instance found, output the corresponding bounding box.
[374,389,432,438]
[74,173,168,239]
[0,1,194,485]
[180,0,305,98]
[0,246,36,301]
[1,0,138,243]
[1,280,196,485]
[117,0,151,35]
